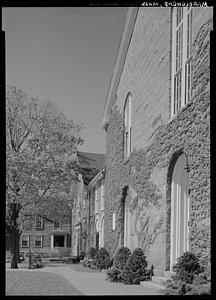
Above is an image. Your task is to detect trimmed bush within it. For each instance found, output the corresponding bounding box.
[106,266,122,282]
[163,279,192,295]
[82,258,98,269]
[163,251,210,295]
[122,247,148,285]
[87,247,98,259]
[185,283,211,295]
[32,254,43,269]
[94,248,112,270]
[113,246,131,270]
[172,251,204,284]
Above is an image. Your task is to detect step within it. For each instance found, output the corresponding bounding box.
[164,270,176,279]
[140,280,166,291]
[152,275,168,286]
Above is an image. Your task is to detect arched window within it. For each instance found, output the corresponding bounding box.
[100,217,104,248]
[95,218,99,250]
[124,93,132,158]
[170,154,190,269]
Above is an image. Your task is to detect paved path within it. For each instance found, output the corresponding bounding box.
[36,266,162,295]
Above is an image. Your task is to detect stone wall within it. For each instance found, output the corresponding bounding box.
[104,7,212,273]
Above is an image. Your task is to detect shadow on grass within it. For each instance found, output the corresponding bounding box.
[6,270,82,295]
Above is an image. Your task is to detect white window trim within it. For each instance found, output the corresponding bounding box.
[21,234,30,247]
[95,217,99,233]
[54,219,62,229]
[35,215,43,229]
[170,154,190,270]
[34,234,43,248]
[171,7,193,117]
[112,212,116,231]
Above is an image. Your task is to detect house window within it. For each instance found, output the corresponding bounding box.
[34,235,43,247]
[172,7,193,116]
[21,234,29,247]
[35,215,43,229]
[124,93,132,159]
[54,220,61,229]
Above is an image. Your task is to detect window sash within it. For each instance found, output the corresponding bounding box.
[172,8,193,116]
[21,235,29,247]
[54,220,61,229]
[34,235,42,247]
[35,216,43,228]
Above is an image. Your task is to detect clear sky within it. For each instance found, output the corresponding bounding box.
[2,7,128,154]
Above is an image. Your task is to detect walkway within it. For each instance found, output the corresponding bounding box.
[37,266,162,295]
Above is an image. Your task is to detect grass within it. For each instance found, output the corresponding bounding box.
[68,263,101,273]
[6,270,82,295]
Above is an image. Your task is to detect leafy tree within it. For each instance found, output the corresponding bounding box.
[6,86,84,268]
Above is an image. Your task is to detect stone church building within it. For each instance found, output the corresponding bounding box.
[102,7,212,275]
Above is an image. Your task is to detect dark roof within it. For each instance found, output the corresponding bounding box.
[77,152,105,185]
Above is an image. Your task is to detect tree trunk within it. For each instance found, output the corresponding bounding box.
[10,203,21,269]
[11,229,19,269]
[16,232,21,263]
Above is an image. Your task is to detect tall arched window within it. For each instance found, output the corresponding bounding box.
[170,154,190,269]
[95,218,99,250]
[124,93,132,159]
[100,216,104,248]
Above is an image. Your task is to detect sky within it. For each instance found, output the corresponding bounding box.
[2,7,128,154]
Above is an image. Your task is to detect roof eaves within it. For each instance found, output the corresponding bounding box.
[101,7,139,130]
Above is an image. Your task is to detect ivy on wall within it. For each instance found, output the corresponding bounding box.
[104,18,212,270]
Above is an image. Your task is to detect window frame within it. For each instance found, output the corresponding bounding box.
[35,215,43,229]
[171,7,193,117]
[21,234,30,247]
[54,219,61,229]
[34,234,43,248]
[112,212,116,231]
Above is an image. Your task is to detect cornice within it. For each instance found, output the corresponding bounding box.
[101,7,139,130]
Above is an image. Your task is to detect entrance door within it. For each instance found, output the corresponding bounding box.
[170,154,190,269]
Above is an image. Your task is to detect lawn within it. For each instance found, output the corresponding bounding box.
[6,270,82,295]
[69,263,101,273]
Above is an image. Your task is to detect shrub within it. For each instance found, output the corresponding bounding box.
[87,247,98,259]
[163,279,192,295]
[94,248,112,270]
[82,258,98,270]
[113,246,131,270]
[163,251,210,296]
[173,251,204,284]
[70,256,81,264]
[122,247,148,285]
[106,266,122,282]
[79,252,85,260]
[31,253,43,269]
[185,283,211,295]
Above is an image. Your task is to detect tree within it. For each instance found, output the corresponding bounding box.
[6,86,84,268]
